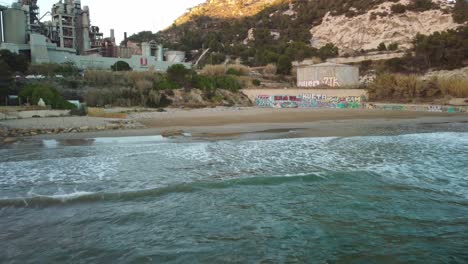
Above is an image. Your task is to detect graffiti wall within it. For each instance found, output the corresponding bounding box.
[255,94,365,109]
[366,104,468,113]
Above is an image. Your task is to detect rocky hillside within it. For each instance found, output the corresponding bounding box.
[127,0,466,70]
[310,0,460,53]
[175,0,282,25]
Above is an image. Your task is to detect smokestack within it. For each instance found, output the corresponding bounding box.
[110,29,115,43]
[124,32,127,47]
[81,6,90,51]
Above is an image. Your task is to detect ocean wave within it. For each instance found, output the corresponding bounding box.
[0,173,327,208]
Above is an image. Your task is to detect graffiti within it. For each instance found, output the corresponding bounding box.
[298,77,340,88]
[255,95,468,112]
[255,94,365,109]
[366,104,468,113]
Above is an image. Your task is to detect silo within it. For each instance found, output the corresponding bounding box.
[3,7,27,44]
[0,10,3,43]
[165,51,185,63]
[157,45,163,62]
[81,6,90,51]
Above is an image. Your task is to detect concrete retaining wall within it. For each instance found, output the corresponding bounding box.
[242,89,367,109]
[0,110,70,120]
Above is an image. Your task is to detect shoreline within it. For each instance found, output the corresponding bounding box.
[1,108,466,142]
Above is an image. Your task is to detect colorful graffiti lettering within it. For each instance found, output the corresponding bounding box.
[298,77,341,88]
[255,95,468,112]
[255,94,365,109]
[366,104,468,113]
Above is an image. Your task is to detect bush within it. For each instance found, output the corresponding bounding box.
[226,68,242,76]
[0,50,29,73]
[264,63,277,75]
[378,42,387,51]
[277,55,292,75]
[192,75,242,92]
[388,43,399,51]
[453,0,468,23]
[413,27,467,70]
[318,43,339,60]
[0,61,13,97]
[408,0,436,12]
[167,64,191,88]
[438,77,468,98]
[391,4,407,14]
[111,61,132,71]
[367,73,468,102]
[227,64,249,75]
[200,64,226,76]
[252,79,261,86]
[19,84,76,109]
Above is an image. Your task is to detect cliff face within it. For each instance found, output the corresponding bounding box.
[310,0,461,53]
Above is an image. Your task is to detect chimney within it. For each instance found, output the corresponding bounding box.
[110,29,115,43]
[124,32,127,47]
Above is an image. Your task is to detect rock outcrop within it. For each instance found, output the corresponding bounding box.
[310,0,461,53]
[176,0,281,25]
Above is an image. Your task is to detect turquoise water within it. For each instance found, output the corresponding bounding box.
[1,132,468,263]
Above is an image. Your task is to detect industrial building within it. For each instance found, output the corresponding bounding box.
[0,0,190,71]
[297,62,359,88]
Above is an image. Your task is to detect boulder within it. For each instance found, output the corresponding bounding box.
[3,137,17,144]
[161,129,185,138]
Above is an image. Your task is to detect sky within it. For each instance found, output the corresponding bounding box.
[35,0,206,43]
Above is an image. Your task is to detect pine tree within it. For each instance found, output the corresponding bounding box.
[453,0,468,23]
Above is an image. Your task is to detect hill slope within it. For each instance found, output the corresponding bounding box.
[127,0,466,69]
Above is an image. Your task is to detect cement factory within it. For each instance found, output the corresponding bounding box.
[0,0,190,71]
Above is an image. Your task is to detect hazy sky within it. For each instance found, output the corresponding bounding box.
[35,0,206,43]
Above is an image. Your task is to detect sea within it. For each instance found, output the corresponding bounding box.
[0,130,467,263]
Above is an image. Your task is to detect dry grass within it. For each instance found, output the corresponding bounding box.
[438,77,468,98]
[87,108,128,119]
[368,73,468,102]
[227,64,250,75]
[84,70,161,87]
[264,64,277,75]
[200,64,227,76]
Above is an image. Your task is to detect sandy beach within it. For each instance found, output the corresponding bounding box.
[2,107,467,141]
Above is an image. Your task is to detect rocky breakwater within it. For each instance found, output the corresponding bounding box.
[1,120,144,144]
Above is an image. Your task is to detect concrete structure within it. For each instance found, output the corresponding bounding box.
[296,62,359,88]
[0,0,190,71]
[242,88,367,109]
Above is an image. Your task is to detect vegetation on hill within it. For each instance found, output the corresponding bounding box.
[19,84,76,109]
[125,0,464,73]
[380,26,468,73]
[367,73,468,103]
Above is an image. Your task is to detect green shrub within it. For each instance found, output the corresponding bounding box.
[378,42,387,51]
[408,0,436,12]
[167,64,191,88]
[226,68,242,76]
[19,84,76,109]
[277,55,292,75]
[192,74,242,92]
[111,61,132,71]
[252,79,261,86]
[0,49,29,73]
[453,0,468,23]
[0,61,13,97]
[391,4,407,14]
[155,78,180,90]
[388,43,399,51]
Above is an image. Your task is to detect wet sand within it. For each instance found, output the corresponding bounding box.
[17,108,467,140]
